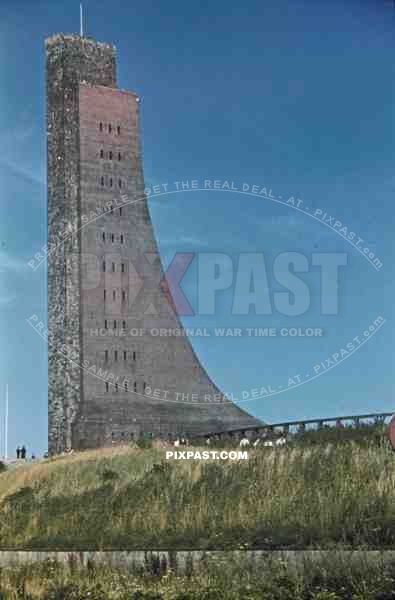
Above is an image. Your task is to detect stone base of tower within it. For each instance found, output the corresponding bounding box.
[70,394,261,450]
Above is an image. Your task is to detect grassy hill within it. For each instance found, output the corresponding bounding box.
[0,430,394,550]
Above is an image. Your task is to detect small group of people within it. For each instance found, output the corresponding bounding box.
[205,435,221,446]
[173,437,189,447]
[16,445,27,460]
[239,435,287,448]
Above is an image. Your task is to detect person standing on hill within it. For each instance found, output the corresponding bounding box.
[21,446,26,460]
[275,435,287,447]
[16,446,21,459]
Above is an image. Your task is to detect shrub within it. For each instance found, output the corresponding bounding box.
[101,468,119,483]
[136,437,153,450]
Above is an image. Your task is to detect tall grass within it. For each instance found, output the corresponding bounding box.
[0,437,394,549]
[0,552,395,599]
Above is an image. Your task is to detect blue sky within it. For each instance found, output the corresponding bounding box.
[0,0,394,456]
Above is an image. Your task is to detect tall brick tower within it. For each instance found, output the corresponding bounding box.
[46,33,261,453]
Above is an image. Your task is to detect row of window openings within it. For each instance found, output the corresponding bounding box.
[99,123,121,135]
[104,350,136,361]
[101,176,123,189]
[112,432,133,440]
[104,290,127,301]
[103,261,127,273]
[101,232,125,243]
[104,319,128,329]
[98,206,124,216]
[100,150,122,161]
[105,381,147,393]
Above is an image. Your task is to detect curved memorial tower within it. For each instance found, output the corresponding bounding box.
[46,33,262,453]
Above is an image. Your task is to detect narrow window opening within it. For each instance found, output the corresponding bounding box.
[100,149,104,158]
[122,290,126,301]
[102,261,106,272]
[133,382,137,392]
[115,382,119,392]
[117,126,121,135]
[114,350,118,361]
[109,177,113,187]
[124,382,128,391]
[133,351,136,361]
[122,321,126,330]
[111,233,114,243]
[118,179,122,188]
[105,350,108,361]
[104,319,108,329]
[119,207,122,216]
[105,381,109,392]
[120,234,124,244]
[112,262,115,272]
[121,263,125,273]
[113,319,117,329]
[113,290,116,300]
[123,350,127,360]
[118,152,121,161]
[101,176,104,186]
[109,151,113,160]
[99,122,103,131]
[109,124,112,133]
[102,232,105,241]
[104,289,106,300]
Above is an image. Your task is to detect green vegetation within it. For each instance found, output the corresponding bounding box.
[0,552,395,598]
[0,424,393,550]
[291,422,387,448]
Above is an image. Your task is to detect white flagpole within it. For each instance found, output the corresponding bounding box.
[80,4,84,37]
[0,386,2,460]
[5,384,8,461]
